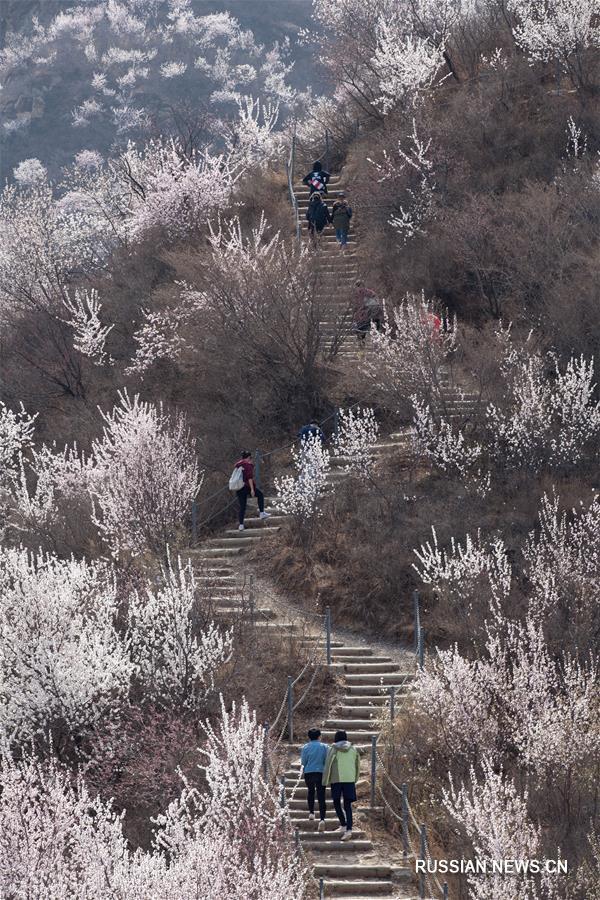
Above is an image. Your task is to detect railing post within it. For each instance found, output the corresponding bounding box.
[401,783,410,857]
[333,407,340,440]
[413,590,420,652]
[389,685,396,722]
[287,676,294,742]
[325,127,330,173]
[249,573,255,628]
[319,877,325,900]
[294,828,300,852]
[291,126,296,185]
[370,735,377,808]
[418,627,425,671]
[262,722,270,780]
[191,499,198,543]
[419,824,427,899]
[325,606,332,666]
[280,775,286,808]
[443,882,449,899]
[254,448,262,489]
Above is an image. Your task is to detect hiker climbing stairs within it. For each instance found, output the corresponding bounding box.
[293,174,363,362]
[285,639,418,897]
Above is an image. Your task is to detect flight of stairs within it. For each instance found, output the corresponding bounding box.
[294,175,364,363]
[186,490,420,898]
[284,639,417,897]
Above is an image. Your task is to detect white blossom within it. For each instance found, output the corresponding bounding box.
[61,288,114,365]
[412,398,483,478]
[443,759,560,900]
[128,551,232,709]
[12,158,47,186]
[363,293,456,408]
[523,492,600,623]
[0,402,36,488]
[373,17,445,113]
[160,61,187,78]
[413,526,511,619]
[0,548,133,742]
[89,391,202,557]
[486,337,600,469]
[274,434,331,521]
[332,407,379,476]
[509,0,600,64]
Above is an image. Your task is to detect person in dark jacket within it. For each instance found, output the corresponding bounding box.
[234,451,270,530]
[331,192,353,251]
[298,421,325,444]
[306,193,330,246]
[302,160,330,195]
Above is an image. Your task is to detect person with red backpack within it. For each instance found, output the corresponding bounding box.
[302,160,330,195]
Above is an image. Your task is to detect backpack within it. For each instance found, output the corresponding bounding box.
[228,466,245,492]
[309,172,325,191]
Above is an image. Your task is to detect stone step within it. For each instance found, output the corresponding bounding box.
[299,639,345,647]
[214,607,276,620]
[191,564,235,576]
[323,719,381,730]
[223,526,281,537]
[296,829,367,840]
[287,815,361,829]
[321,880,395,896]
[344,673,415,686]
[212,597,251,608]
[332,655,393,665]
[317,730,379,742]
[342,696,390,707]
[241,516,288,527]
[302,840,374,852]
[315,865,393,879]
[329,647,374,657]
[197,547,246,558]
[336,706,383,718]
[345,684,415,697]
[340,663,401,674]
[253,622,298,633]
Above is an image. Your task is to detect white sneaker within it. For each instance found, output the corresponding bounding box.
[259,511,271,519]
[336,825,346,836]
[308,813,315,821]
[238,524,245,531]
[318,820,326,832]
[341,830,353,842]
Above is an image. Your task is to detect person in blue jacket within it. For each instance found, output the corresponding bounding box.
[300,728,328,830]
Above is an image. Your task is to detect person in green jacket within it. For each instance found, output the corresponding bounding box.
[322,729,360,841]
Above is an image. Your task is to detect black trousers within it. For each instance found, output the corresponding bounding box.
[331,782,356,830]
[304,772,326,819]
[236,485,265,525]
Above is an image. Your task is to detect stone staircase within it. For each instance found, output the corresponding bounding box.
[182,171,467,896]
[284,638,417,897]
[294,174,363,363]
[187,494,420,898]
